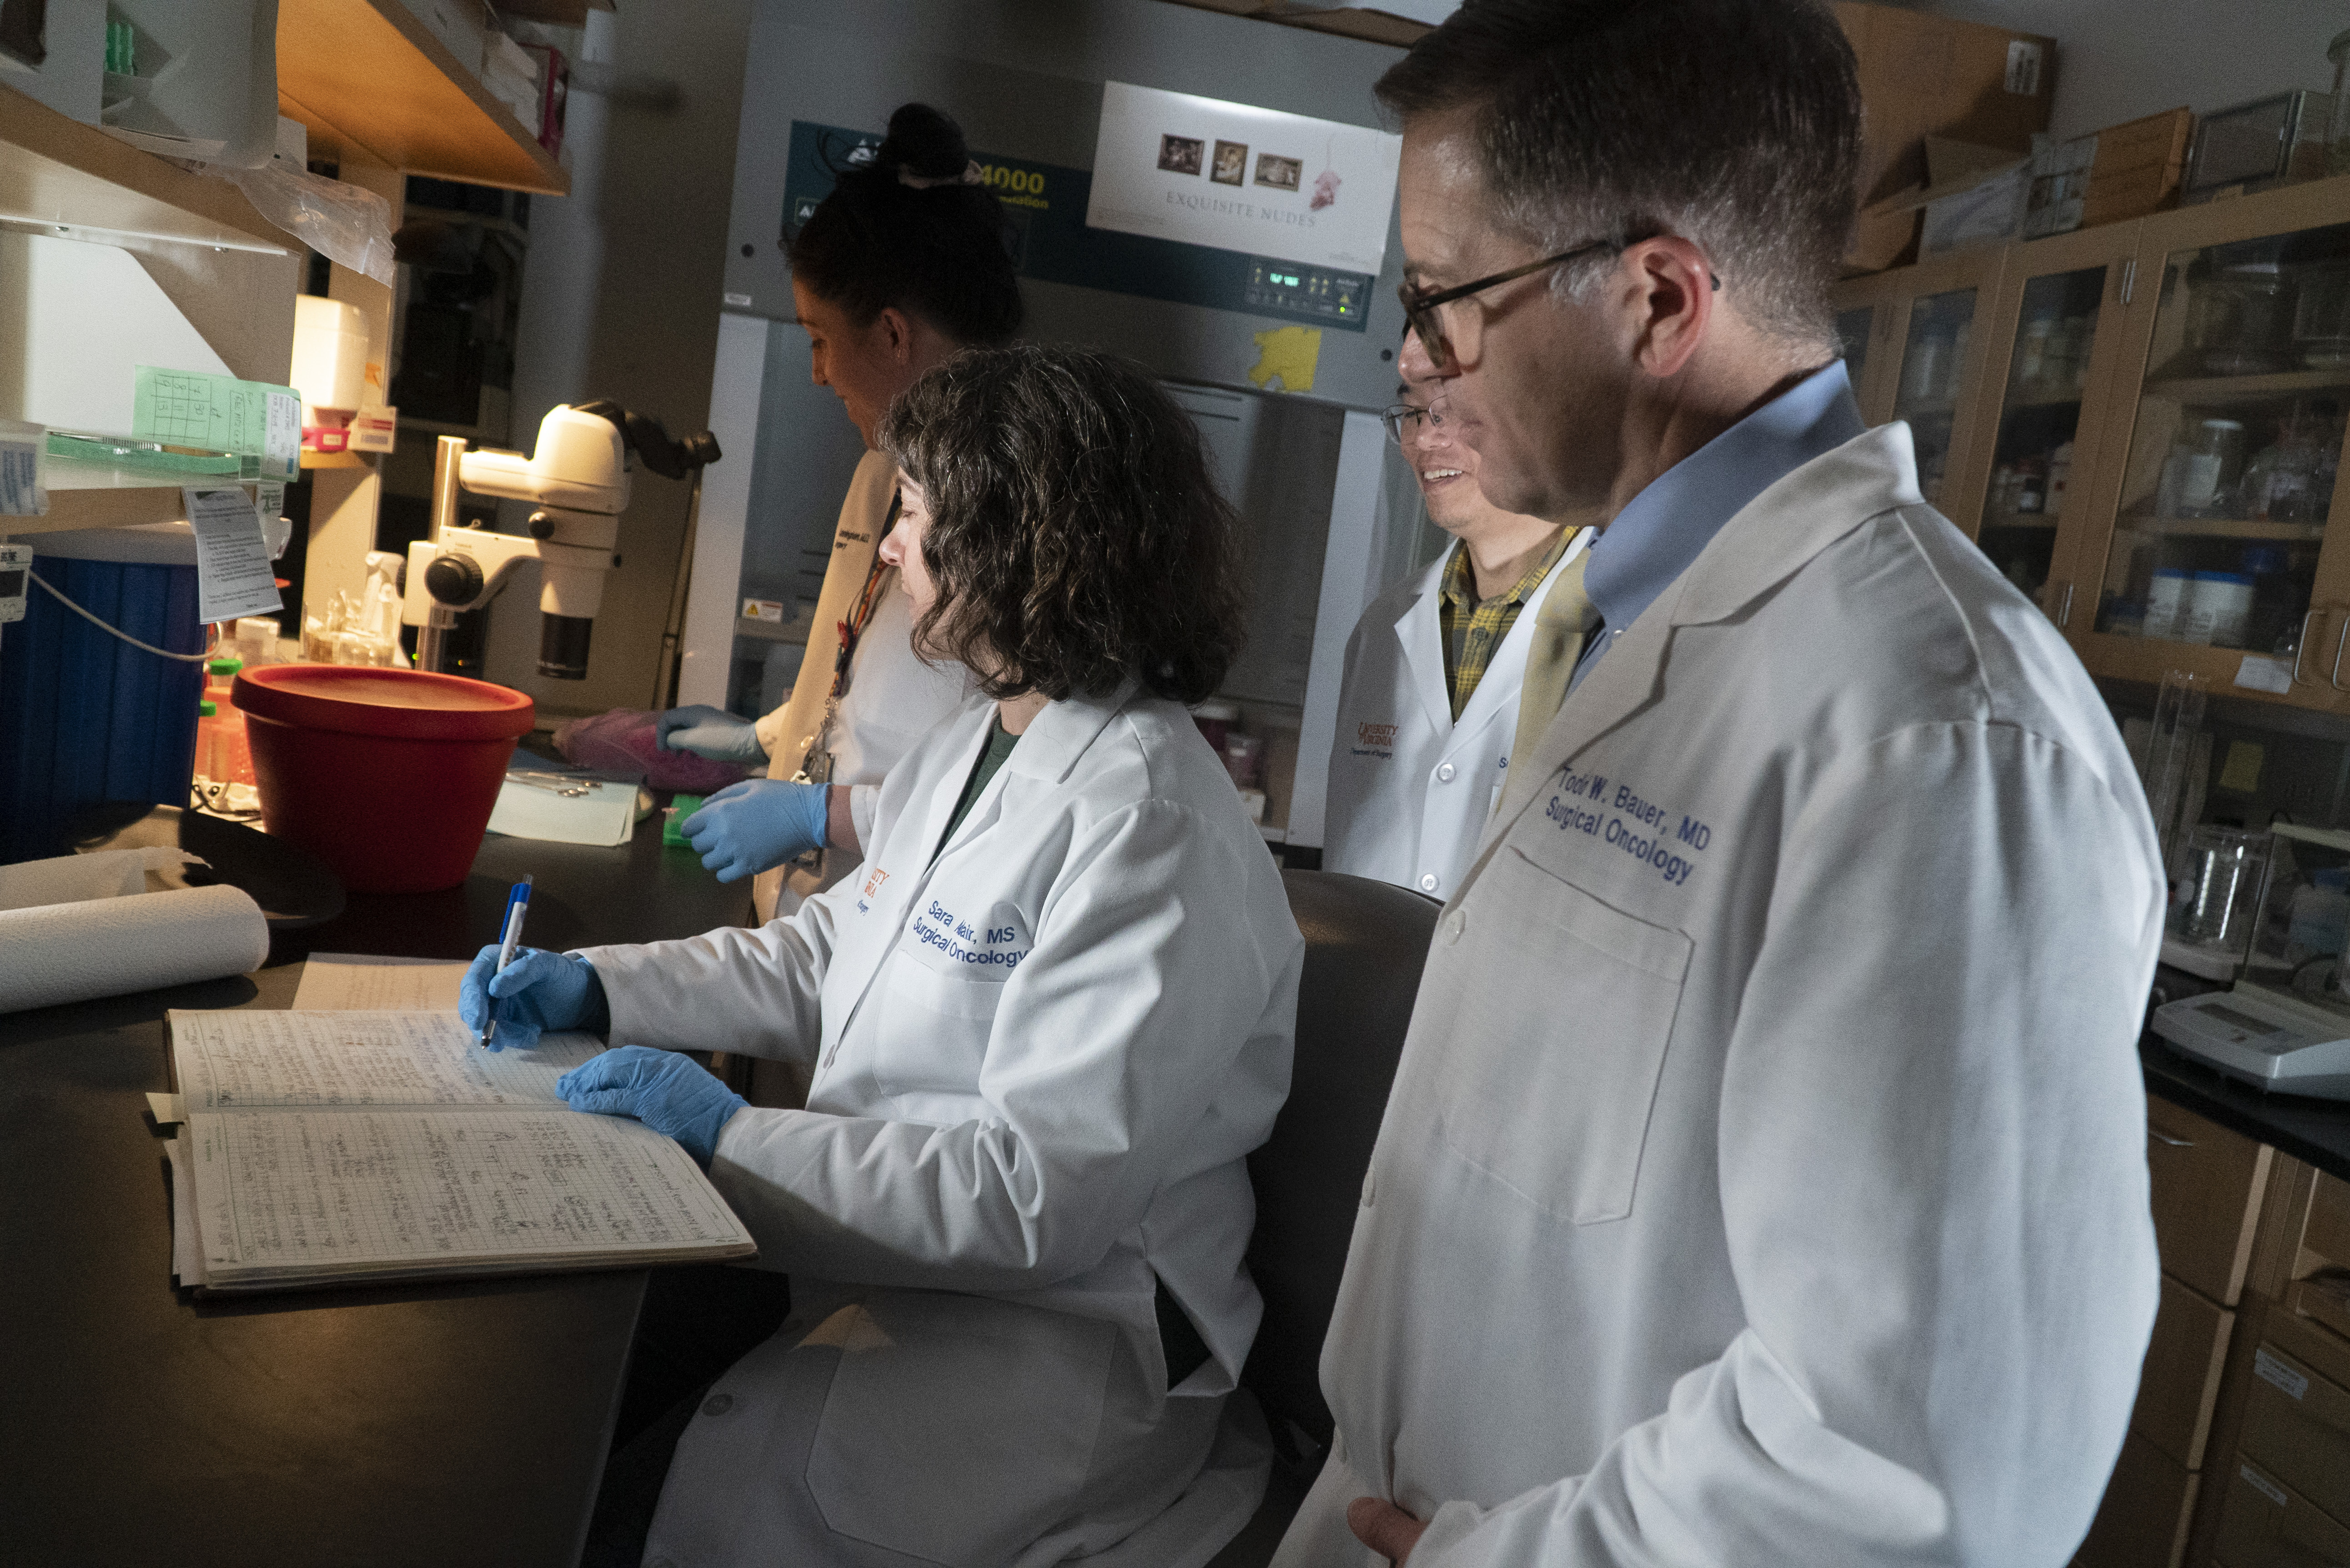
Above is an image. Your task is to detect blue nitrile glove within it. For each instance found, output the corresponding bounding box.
[656,704,769,765]
[459,945,610,1053]
[557,1045,748,1168]
[681,779,829,883]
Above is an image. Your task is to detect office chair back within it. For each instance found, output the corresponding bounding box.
[1242,869,1440,1451]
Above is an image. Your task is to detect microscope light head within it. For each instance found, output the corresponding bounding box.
[456,404,632,516]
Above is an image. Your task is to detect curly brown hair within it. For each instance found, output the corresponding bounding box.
[877,345,1246,705]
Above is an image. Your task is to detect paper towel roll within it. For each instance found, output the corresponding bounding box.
[0,884,270,1014]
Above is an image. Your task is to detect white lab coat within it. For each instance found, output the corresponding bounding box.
[1274,423,2165,1567]
[751,448,970,923]
[580,684,1302,1567]
[1323,533,1586,899]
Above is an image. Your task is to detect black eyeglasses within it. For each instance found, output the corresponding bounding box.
[1397,239,1721,371]
[1396,238,1622,372]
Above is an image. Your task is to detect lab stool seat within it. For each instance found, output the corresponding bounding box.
[1206,870,1441,1565]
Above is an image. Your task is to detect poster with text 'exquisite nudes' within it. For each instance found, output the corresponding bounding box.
[1085,82,1401,275]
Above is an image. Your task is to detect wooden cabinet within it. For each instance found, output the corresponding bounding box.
[2078,1430,2199,1568]
[2214,1457,2350,1568]
[1831,176,2350,708]
[2148,1096,2275,1307]
[2075,1101,2350,1568]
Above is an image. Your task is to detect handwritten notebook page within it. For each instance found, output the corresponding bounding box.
[169,1010,600,1111]
[291,954,471,1012]
[184,1109,750,1282]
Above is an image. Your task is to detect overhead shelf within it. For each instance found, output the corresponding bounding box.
[276,0,568,196]
[0,84,290,253]
[5,460,263,537]
[1155,0,1432,48]
[495,0,615,21]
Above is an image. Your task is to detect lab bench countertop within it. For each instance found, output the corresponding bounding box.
[0,804,753,1568]
[2141,962,2350,1186]
[2142,1033,2350,1186]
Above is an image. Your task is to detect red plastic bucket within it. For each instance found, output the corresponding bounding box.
[233,666,535,893]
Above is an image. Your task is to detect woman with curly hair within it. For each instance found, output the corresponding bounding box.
[475,344,1302,1566]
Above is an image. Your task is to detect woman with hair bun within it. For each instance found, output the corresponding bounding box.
[653,103,1024,928]
[488,344,1301,1565]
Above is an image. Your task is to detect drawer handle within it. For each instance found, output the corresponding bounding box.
[2294,609,2323,685]
[2149,1129,2195,1148]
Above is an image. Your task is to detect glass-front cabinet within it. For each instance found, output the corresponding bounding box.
[1953,223,2143,616]
[1831,248,2003,512]
[2071,177,2350,709]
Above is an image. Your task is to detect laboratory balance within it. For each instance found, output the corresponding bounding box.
[2152,821,2350,1099]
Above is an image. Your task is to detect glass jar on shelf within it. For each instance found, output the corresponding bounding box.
[2012,457,2046,515]
[2187,259,2295,376]
[2292,261,2350,371]
[2242,422,2327,522]
[2013,312,2058,392]
[2158,417,2250,517]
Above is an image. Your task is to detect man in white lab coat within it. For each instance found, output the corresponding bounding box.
[1322,371,1588,900]
[1275,2,2166,1565]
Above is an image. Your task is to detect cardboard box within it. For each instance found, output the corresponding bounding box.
[1832,3,2055,268]
[1859,138,2027,261]
[2082,106,2194,226]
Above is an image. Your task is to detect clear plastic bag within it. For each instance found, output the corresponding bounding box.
[552,709,756,794]
[209,161,397,285]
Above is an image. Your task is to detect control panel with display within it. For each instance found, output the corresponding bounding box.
[0,543,28,625]
[1242,260,1370,326]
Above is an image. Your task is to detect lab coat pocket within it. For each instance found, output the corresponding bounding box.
[803,1289,1115,1566]
[870,950,1005,1096]
[1438,846,1691,1224]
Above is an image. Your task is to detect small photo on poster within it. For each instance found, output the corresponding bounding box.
[1254,153,1303,192]
[1211,140,1248,186]
[1158,135,1205,176]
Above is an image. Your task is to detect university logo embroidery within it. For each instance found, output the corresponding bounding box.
[863,865,891,899]
[1356,722,1399,749]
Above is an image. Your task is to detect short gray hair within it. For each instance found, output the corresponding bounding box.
[1378,0,1863,350]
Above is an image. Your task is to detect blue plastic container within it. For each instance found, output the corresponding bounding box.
[0,528,205,863]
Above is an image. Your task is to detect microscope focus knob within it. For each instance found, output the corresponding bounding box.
[424,553,486,606]
[528,510,556,540]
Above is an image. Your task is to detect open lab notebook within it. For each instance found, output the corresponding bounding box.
[157,1007,756,1294]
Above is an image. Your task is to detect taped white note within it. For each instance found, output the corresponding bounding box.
[184,485,284,624]
[0,417,46,517]
[2235,654,2293,695]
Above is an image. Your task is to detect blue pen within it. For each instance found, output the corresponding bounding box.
[480,874,534,1049]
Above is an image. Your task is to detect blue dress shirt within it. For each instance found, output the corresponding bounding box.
[1571,360,1866,690]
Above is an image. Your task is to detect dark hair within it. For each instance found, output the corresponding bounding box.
[1376,0,1862,347]
[786,103,1024,346]
[877,345,1245,706]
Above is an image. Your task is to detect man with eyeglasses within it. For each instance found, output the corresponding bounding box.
[1321,364,1590,900]
[1278,2,2164,1566]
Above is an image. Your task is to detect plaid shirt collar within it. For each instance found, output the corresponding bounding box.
[1439,528,1571,619]
[1436,527,1572,719]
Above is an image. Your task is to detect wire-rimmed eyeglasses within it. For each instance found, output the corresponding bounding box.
[1378,400,1448,447]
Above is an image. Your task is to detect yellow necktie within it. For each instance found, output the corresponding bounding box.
[1506,541,1598,790]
